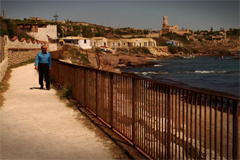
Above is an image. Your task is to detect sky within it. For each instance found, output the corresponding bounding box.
[1,0,239,31]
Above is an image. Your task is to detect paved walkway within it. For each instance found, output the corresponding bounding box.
[0,63,132,160]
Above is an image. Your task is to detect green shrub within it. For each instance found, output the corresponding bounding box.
[142,47,152,55]
[61,83,72,99]
[168,46,178,54]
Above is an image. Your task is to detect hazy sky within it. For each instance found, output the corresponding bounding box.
[1,0,239,31]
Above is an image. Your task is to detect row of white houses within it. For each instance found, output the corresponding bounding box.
[59,36,157,49]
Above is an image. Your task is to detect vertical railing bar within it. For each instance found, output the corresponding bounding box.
[161,84,164,159]
[103,72,106,120]
[109,73,113,127]
[178,88,181,159]
[84,68,86,106]
[124,77,126,135]
[157,84,160,159]
[214,96,217,160]
[204,94,207,159]
[120,76,123,133]
[210,95,212,160]
[132,78,136,147]
[186,90,189,160]
[136,79,139,147]
[232,100,239,159]
[129,78,132,139]
[96,70,98,116]
[127,77,129,137]
[144,80,146,153]
[149,82,152,156]
[220,97,223,159]
[165,85,167,159]
[167,86,171,159]
[182,89,185,159]
[175,88,178,159]
[148,81,150,155]
[195,93,198,160]
[172,87,174,159]
[142,80,144,150]
[116,75,119,131]
[154,83,157,158]
[199,93,202,159]
[122,76,125,133]
[227,99,229,159]
[190,91,193,160]
[152,82,155,158]
[140,80,143,149]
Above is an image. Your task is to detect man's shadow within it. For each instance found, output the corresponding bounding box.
[30,87,45,90]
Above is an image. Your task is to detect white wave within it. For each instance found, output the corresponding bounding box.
[154,64,164,67]
[141,71,168,75]
[195,70,227,74]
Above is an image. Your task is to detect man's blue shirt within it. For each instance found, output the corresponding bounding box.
[35,52,52,67]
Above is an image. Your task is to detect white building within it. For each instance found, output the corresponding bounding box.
[61,36,92,49]
[60,36,157,49]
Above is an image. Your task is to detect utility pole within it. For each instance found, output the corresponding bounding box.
[54,12,58,22]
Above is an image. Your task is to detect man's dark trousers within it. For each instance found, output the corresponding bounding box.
[38,63,50,89]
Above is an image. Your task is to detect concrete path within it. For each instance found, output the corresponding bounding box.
[0,63,129,160]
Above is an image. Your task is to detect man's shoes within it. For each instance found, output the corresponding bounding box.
[46,87,50,90]
[40,86,44,90]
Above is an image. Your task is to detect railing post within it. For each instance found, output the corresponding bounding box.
[167,86,172,159]
[109,73,113,127]
[96,70,98,116]
[84,68,86,106]
[132,78,136,146]
[233,100,239,159]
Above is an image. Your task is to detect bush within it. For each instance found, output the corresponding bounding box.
[192,48,198,54]
[142,47,152,55]
[168,46,178,54]
[61,83,72,99]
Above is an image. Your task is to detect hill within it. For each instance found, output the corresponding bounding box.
[1,17,239,56]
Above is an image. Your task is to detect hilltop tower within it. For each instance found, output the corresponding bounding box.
[160,16,190,36]
[163,16,168,27]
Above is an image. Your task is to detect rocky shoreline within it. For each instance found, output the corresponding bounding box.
[99,48,236,73]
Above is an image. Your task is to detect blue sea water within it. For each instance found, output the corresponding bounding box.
[120,56,240,98]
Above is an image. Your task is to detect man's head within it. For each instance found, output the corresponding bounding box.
[41,45,47,53]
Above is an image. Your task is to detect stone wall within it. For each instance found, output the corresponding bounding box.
[0,57,8,82]
[8,48,41,67]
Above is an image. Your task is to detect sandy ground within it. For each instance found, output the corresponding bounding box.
[0,63,131,160]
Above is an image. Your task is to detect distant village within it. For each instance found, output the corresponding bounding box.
[0,10,235,53]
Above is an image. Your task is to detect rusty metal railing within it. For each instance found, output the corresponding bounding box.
[50,53,239,159]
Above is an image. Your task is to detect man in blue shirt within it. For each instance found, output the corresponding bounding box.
[35,45,52,90]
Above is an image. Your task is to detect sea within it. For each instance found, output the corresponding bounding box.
[120,55,240,98]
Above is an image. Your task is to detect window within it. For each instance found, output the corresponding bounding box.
[84,39,87,43]
[113,43,115,47]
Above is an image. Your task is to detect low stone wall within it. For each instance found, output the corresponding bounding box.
[8,48,41,67]
[0,57,8,82]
